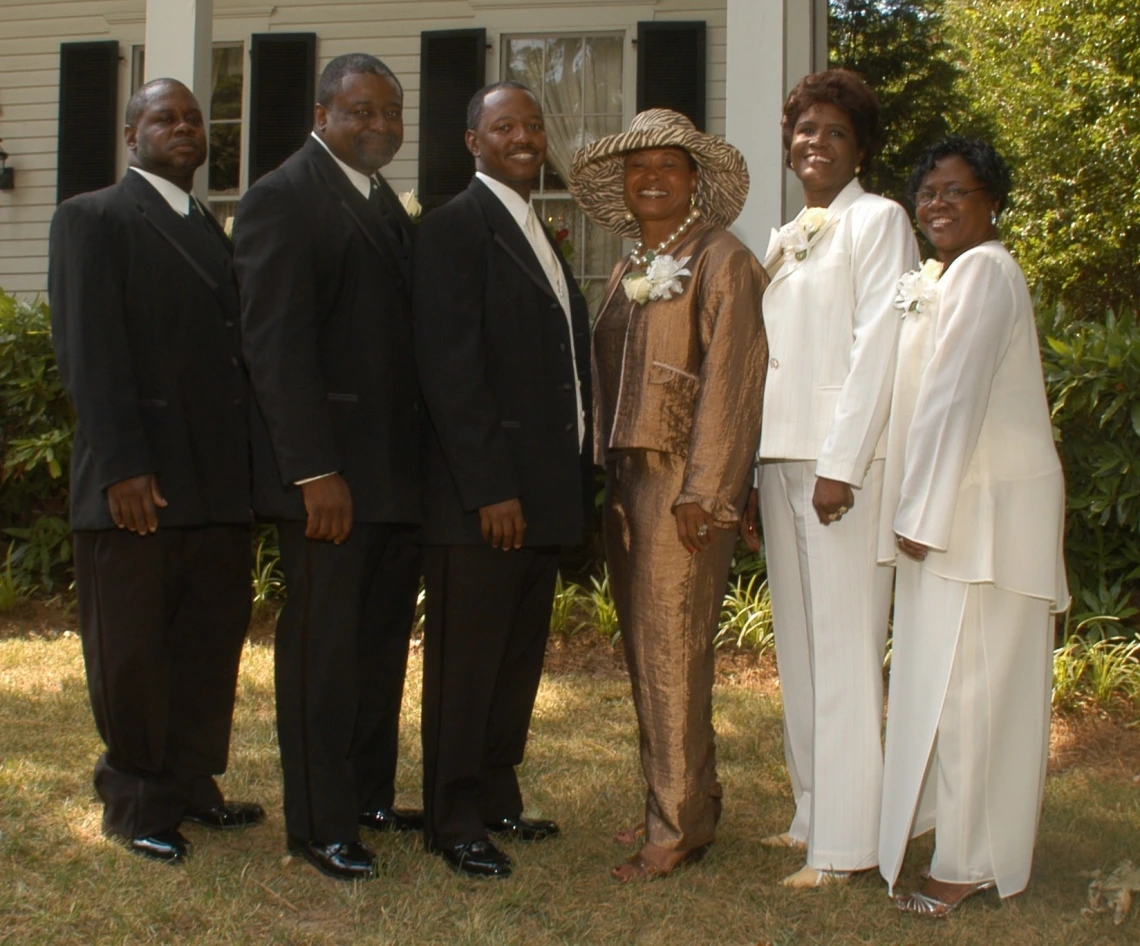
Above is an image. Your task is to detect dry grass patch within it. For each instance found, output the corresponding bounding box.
[1,623,1138,945]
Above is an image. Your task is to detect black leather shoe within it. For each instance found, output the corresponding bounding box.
[484,815,561,841]
[358,806,424,833]
[431,837,512,878]
[183,801,267,830]
[287,837,377,881]
[125,828,192,864]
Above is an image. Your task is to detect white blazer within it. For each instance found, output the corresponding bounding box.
[759,178,919,486]
[878,241,1068,608]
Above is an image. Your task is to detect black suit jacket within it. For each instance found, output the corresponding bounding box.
[48,170,251,531]
[414,178,592,547]
[233,137,420,524]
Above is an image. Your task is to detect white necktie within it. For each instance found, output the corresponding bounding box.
[525,206,568,308]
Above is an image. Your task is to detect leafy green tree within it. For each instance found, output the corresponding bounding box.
[945,0,1140,315]
[829,0,983,208]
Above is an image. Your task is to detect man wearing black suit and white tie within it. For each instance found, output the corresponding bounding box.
[414,81,593,879]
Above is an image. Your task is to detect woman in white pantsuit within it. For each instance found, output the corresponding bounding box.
[877,137,1068,918]
[741,69,918,888]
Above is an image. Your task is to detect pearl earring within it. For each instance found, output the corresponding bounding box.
[624,210,635,222]
[689,193,697,209]
[855,165,862,175]
[991,210,998,226]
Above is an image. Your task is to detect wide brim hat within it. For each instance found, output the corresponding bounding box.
[568,109,749,238]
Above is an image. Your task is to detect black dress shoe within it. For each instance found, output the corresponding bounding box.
[287,837,377,881]
[484,815,561,841]
[125,828,192,864]
[358,806,424,833]
[431,837,512,878]
[183,801,267,830]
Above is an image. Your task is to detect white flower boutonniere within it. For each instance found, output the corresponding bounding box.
[223,215,235,238]
[622,254,692,304]
[398,189,422,222]
[895,258,944,315]
[779,206,831,264]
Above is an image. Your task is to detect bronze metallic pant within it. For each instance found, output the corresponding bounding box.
[604,450,738,851]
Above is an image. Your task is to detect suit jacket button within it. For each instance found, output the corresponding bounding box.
[562,382,572,390]
[225,320,235,329]
[559,342,567,352]
[230,356,240,367]
[564,422,573,432]
[550,302,560,310]
[233,396,243,406]
[770,357,779,369]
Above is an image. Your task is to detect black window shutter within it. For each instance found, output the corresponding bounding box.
[418,29,486,212]
[57,41,119,204]
[636,22,707,131]
[249,33,316,184]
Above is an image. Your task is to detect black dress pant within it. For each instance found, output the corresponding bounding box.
[275,521,420,844]
[73,525,252,839]
[421,544,559,848]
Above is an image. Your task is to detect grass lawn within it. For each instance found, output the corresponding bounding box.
[1,607,1138,945]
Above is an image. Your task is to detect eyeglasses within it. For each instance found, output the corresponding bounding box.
[914,186,988,207]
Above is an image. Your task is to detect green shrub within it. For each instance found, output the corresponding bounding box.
[1039,302,1140,630]
[0,290,73,591]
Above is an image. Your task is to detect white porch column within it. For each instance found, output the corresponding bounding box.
[144,0,213,197]
[725,0,826,251]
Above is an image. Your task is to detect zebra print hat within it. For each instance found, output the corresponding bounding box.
[568,109,749,238]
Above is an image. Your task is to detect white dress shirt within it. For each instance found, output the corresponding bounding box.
[129,166,196,216]
[475,171,584,447]
[310,131,373,199]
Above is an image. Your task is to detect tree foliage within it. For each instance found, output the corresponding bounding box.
[944,0,1140,316]
[828,0,983,208]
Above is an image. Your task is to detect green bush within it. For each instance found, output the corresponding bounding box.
[0,290,73,591]
[1039,301,1140,630]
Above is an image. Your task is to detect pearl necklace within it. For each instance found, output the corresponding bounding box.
[629,207,701,268]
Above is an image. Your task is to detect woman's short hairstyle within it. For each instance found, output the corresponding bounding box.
[781,69,881,171]
[907,136,1013,212]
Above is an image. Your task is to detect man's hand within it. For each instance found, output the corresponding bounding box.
[812,476,855,526]
[740,488,760,552]
[301,474,353,544]
[106,474,167,536]
[896,535,929,561]
[479,498,526,550]
[675,501,716,554]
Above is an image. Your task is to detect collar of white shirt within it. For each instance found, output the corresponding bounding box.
[474,171,536,230]
[311,131,374,200]
[129,166,194,216]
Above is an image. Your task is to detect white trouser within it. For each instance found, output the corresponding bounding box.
[880,559,1052,897]
[759,459,892,870]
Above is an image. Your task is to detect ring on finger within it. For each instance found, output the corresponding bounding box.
[838,505,850,515]
[697,523,710,537]
[827,512,840,522]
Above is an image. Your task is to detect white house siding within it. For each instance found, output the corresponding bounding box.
[0,0,731,295]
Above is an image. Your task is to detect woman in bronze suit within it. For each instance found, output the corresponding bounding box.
[570,109,767,881]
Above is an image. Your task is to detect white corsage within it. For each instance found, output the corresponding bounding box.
[398,189,422,221]
[622,254,692,304]
[895,258,944,315]
[779,206,830,263]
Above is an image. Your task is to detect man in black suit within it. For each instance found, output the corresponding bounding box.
[414,82,592,878]
[48,79,263,865]
[233,54,422,882]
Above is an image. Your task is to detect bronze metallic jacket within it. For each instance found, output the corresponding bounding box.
[593,224,768,522]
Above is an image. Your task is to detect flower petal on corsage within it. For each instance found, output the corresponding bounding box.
[622,273,652,304]
[895,258,943,315]
[398,189,422,221]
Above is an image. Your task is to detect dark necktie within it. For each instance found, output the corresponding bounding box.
[370,174,411,256]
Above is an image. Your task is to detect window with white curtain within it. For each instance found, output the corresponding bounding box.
[504,33,625,315]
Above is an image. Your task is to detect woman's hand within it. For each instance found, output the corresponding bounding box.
[675,502,715,553]
[812,476,854,526]
[896,535,929,561]
[740,488,761,552]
